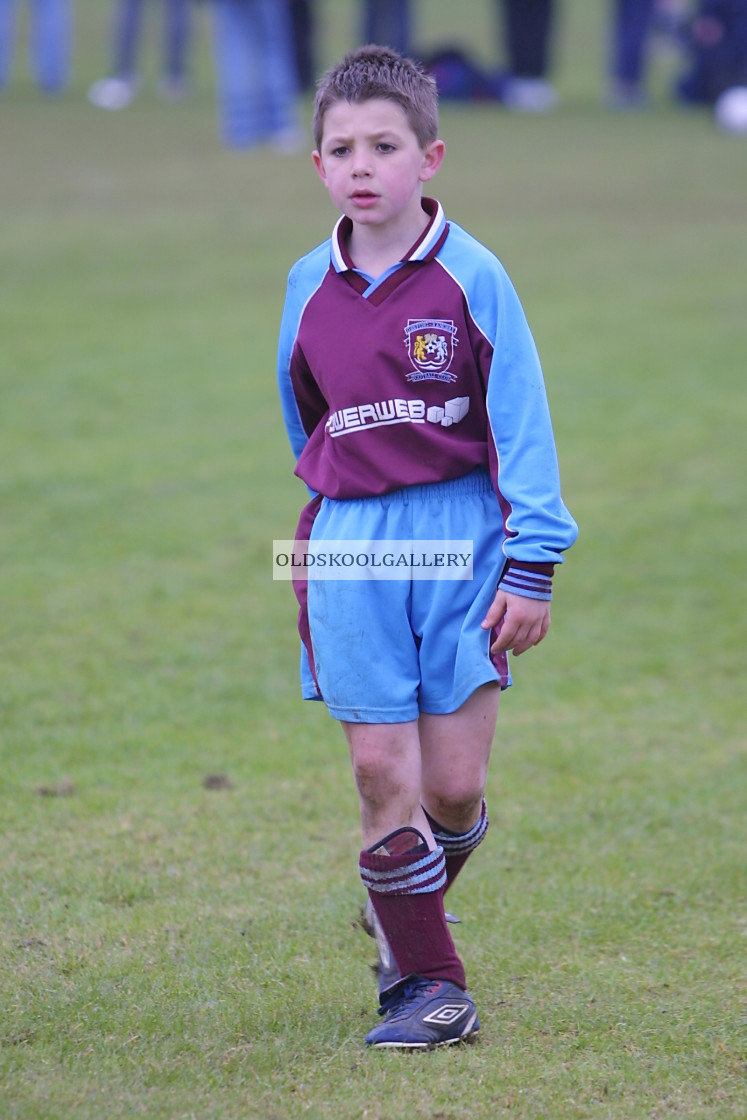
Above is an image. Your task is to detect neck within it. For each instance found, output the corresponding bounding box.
[348,203,430,278]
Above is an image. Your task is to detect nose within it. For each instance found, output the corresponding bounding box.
[350,149,372,177]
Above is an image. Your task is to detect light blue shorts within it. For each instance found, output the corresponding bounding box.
[301,469,511,723]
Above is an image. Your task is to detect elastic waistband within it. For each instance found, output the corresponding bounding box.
[334,469,494,509]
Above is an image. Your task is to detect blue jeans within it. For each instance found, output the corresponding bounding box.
[610,0,656,85]
[0,0,72,92]
[110,0,191,81]
[210,0,300,148]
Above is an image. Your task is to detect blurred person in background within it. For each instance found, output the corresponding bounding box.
[207,0,304,151]
[290,0,316,91]
[0,0,72,94]
[385,2,558,111]
[361,0,412,55]
[675,0,747,104]
[87,0,192,110]
[607,0,688,107]
[608,0,657,106]
[498,0,559,111]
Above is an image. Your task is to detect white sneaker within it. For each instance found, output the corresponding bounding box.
[503,77,558,113]
[87,77,139,111]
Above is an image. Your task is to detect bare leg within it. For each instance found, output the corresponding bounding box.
[341,719,436,850]
[420,683,500,834]
[346,687,499,994]
[347,718,465,991]
[343,683,499,843]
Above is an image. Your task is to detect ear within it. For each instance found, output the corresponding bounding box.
[419,139,446,184]
[312,150,328,187]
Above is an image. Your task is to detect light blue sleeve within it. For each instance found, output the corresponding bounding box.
[439,224,578,565]
[276,242,330,463]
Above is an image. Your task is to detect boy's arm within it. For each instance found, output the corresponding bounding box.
[277,267,312,462]
[483,264,578,607]
[440,227,577,596]
[277,254,330,473]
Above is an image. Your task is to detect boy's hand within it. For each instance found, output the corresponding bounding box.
[481,590,551,657]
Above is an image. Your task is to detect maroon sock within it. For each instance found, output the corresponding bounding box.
[359,828,466,991]
[423,799,489,892]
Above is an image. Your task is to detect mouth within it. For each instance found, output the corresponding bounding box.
[351,190,379,202]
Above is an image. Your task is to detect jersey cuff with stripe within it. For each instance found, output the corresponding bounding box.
[498,560,555,601]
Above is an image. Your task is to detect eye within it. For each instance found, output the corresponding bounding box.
[330,145,350,157]
[377,143,395,153]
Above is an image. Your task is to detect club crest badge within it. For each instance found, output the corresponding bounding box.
[404,318,459,382]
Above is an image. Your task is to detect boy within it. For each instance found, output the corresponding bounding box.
[277,46,577,1049]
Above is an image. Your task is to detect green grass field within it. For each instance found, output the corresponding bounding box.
[1,2,746,1117]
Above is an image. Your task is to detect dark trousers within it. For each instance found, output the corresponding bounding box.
[289,0,314,90]
[677,0,747,102]
[500,0,555,78]
[362,0,411,55]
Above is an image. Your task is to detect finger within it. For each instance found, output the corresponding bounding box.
[511,618,548,656]
[481,597,507,630]
[490,620,522,655]
[492,617,544,657]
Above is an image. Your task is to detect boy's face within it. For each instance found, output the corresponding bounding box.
[312,98,444,237]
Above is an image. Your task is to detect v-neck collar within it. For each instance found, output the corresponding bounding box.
[329,198,448,303]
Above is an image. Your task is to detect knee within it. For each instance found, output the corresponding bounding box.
[350,744,401,807]
[427,787,485,833]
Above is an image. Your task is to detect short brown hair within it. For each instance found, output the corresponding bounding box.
[312,45,439,152]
